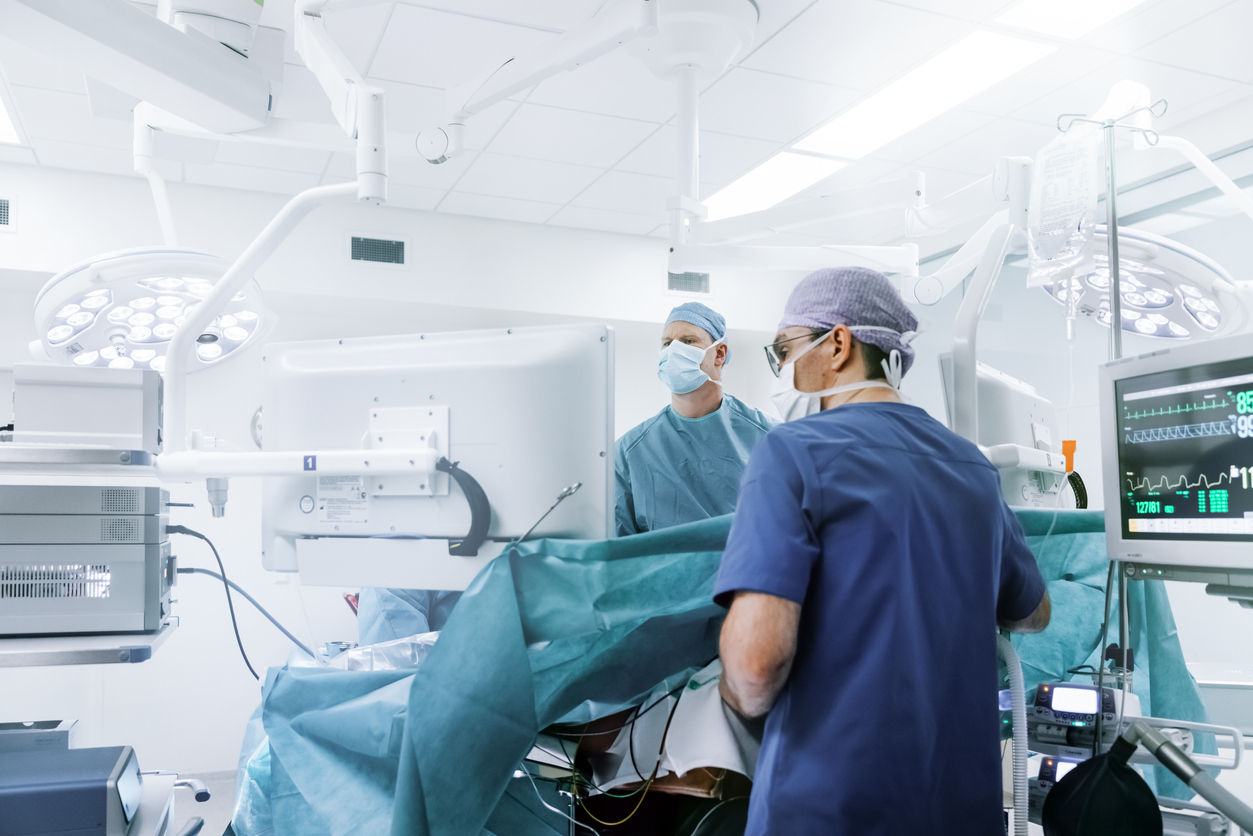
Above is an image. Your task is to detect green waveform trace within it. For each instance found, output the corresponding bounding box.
[1126,471,1234,492]
[1124,398,1230,421]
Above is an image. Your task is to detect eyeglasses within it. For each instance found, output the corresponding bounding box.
[763,331,825,377]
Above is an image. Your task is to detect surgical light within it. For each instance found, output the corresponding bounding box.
[996,0,1148,40]
[794,31,1055,160]
[1042,226,1249,341]
[32,248,272,373]
[705,153,846,222]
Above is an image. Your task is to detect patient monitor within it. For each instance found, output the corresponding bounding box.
[261,323,615,590]
[1100,332,1253,593]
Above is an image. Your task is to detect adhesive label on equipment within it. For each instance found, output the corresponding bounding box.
[317,476,368,523]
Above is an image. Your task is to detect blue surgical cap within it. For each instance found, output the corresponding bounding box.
[665,302,730,364]
[779,267,920,375]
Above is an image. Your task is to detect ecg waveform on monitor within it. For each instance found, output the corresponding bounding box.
[1125,420,1234,445]
[1123,398,1230,420]
[1125,471,1233,492]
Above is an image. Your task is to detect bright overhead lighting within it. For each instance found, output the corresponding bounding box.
[0,96,18,144]
[794,31,1056,160]
[704,153,847,221]
[997,0,1147,40]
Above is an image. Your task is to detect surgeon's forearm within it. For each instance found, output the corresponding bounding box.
[719,592,801,719]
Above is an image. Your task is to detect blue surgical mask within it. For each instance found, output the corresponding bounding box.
[658,339,723,395]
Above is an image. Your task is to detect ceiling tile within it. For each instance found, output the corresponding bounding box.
[214,142,331,174]
[387,183,445,212]
[571,169,672,216]
[393,0,609,31]
[184,161,321,195]
[1156,84,1253,135]
[1012,58,1241,130]
[913,117,1058,175]
[548,205,659,235]
[699,68,861,143]
[792,158,903,198]
[741,0,971,90]
[615,127,779,190]
[0,144,37,165]
[452,152,602,203]
[31,139,133,177]
[369,6,554,90]
[876,0,1015,20]
[961,47,1118,122]
[525,48,676,123]
[389,150,481,189]
[866,109,997,164]
[1133,2,1253,84]
[438,191,562,223]
[1096,0,1238,55]
[324,3,394,76]
[9,87,131,149]
[0,34,86,95]
[749,0,826,46]
[484,103,657,167]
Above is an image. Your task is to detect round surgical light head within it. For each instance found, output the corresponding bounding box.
[1042,226,1249,341]
[33,247,273,373]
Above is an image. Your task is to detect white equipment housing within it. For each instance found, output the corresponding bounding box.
[261,324,615,590]
[939,355,1065,509]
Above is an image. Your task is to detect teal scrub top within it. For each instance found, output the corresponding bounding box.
[615,393,776,537]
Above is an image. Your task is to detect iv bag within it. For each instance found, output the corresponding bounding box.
[1027,127,1100,288]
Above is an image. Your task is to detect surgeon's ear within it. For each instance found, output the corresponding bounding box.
[828,325,854,374]
[715,343,728,366]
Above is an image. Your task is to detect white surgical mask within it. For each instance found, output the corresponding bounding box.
[769,329,900,422]
[658,339,724,395]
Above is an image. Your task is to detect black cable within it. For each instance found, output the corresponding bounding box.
[436,458,491,556]
[177,567,315,659]
[548,681,690,740]
[168,525,259,680]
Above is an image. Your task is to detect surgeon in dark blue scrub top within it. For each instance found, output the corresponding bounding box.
[714,267,1051,836]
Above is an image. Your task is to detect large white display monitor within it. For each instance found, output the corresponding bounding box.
[1100,331,1253,580]
[261,324,615,589]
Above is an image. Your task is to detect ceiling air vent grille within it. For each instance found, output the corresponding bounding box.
[0,199,9,227]
[1,564,111,599]
[668,271,710,294]
[351,236,405,265]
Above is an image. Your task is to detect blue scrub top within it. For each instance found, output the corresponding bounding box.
[715,402,1046,835]
[615,394,776,537]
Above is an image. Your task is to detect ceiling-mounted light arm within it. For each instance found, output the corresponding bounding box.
[902,211,1010,306]
[133,106,179,247]
[164,182,359,453]
[416,0,659,164]
[1151,135,1253,229]
[692,172,926,246]
[907,157,1031,237]
[294,4,387,202]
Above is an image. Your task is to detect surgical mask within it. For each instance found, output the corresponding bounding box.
[658,339,723,395]
[768,328,901,422]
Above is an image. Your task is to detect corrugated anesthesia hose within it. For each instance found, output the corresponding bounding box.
[998,633,1028,836]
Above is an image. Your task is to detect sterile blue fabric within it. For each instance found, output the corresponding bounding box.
[714,402,1046,836]
[356,588,461,646]
[614,394,776,536]
[778,266,920,375]
[666,301,731,364]
[232,509,1210,835]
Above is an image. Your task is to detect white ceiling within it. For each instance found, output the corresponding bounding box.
[0,0,1251,245]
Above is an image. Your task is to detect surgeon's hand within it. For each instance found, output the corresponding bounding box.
[719,591,801,719]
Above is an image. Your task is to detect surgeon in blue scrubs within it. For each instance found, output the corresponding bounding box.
[714,267,1051,835]
[615,302,776,537]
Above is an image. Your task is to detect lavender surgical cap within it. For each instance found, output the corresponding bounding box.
[779,267,920,375]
